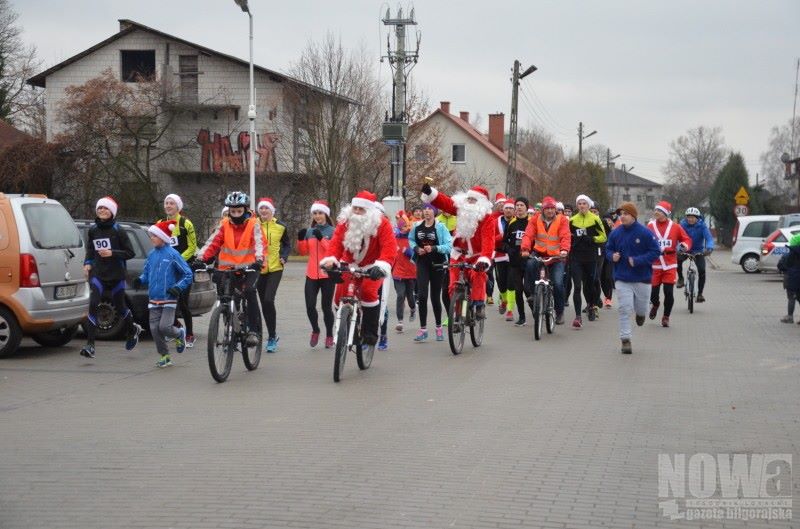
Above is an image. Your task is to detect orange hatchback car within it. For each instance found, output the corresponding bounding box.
[0,193,89,356]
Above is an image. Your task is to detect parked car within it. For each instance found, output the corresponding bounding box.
[731,215,779,273]
[0,193,89,357]
[75,220,216,339]
[759,226,800,272]
[777,212,800,229]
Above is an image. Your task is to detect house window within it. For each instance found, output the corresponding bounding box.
[622,194,631,201]
[451,144,466,163]
[121,50,156,82]
[178,55,198,104]
[637,194,644,202]
[414,145,430,163]
[646,196,655,209]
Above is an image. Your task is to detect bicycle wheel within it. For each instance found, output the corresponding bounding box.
[687,272,695,314]
[545,287,555,334]
[448,289,466,355]
[334,304,352,382]
[469,304,484,347]
[533,284,544,341]
[207,305,234,383]
[355,310,373,370]
[241,308,261,371]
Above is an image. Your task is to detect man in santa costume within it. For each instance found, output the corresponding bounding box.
[320,190,397,349]
[421,182,496,320]
[647,200,692,327]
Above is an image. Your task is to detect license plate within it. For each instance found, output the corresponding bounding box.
[55,284,77,299]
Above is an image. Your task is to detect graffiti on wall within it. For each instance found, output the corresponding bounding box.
[197,129,279,173]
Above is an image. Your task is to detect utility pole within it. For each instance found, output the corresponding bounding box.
[505,60,537,197]
[381,7,419,212]
[577,121,597,168]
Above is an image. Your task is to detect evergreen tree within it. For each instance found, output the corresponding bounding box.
[709,153,749,247]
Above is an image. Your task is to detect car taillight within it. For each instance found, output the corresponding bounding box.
[762,242,774,255]
[19,254,40,287]
[732,221,740,245]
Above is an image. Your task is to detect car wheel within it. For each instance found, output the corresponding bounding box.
[83,300,127,340]
[31,325,79,347]
[0,306,23,358]
[740,253,760,274]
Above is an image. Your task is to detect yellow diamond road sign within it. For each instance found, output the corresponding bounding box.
[734,186,749,205]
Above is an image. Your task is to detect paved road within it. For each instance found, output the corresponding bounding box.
[1,250,798,528]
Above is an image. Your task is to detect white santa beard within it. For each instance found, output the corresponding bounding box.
[452,192,492,240]
[342,208,382,256]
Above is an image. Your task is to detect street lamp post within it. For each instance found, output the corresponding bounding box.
[234,0,256,210]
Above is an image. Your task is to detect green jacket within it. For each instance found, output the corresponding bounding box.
[157,213,197,262]
[259,217,290,273]
[436,212,457,234]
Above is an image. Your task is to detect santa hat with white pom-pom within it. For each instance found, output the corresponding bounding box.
[148,220,176,244]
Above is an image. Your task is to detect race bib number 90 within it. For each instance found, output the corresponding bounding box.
[93,238,112,251]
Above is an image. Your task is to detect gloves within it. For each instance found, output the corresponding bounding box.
[167,286,181,298]
[253,260,264,271]
[368,266,385,280]
[132,277,143,290]
[191,260,207,270]
[475,261,490,272]
[312,228,323,240]
[297,228,307,241]
[421,183,432,195]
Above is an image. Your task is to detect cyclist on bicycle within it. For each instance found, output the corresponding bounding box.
[647,201,692,327]
[319,190,396,351]
[197,191,265,347]
[520,196,571,325]
[677,207,714,302]
[421,183,495,320]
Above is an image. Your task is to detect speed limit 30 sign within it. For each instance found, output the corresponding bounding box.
[734,204,749,217]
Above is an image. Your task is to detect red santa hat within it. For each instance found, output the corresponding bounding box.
[351,190,376,210]
[95,196,118,218]
[148,220,175,244]
[654,200,672,217]
[494,192,506,204]
[503,199,515,210]
[310,200,330,217]
[541,196,557,209]
[164,193,184,212]
[466,185,490,203]
[257,197,275,213]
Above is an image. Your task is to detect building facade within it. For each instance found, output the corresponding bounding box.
[605,163,663,218]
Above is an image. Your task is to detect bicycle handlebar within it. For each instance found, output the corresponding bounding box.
[434,261,481,271]
[526,255,565,265]
[320,263,373,276]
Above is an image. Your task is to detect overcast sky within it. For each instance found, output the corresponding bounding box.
[17,0,800,184]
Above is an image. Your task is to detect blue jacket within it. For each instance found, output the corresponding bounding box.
[408,220,453,262]
[138,244,194,304]
[605,221,661,283]
[679,218,715,253]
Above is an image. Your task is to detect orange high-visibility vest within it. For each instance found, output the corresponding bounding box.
[533,214,564,256]
[218,217,257,269]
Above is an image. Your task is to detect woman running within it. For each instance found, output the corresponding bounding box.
[297,200,336,348]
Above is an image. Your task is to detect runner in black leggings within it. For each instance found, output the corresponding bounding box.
[409,205,452,342]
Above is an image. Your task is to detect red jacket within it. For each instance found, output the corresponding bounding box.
[647,219,692,270]
[393,233,417,279]
[322,216,397,276]
[428,188,495,267]
[493,212,512,262]
[298,236,331,280]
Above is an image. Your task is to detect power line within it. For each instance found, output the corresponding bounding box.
[518,89,571,140]
[526,85,572,134]
[519,85,571,135]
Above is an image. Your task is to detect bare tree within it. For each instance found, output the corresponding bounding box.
[517,126,565,179]
[663,125,727,212]
[759,117,800,199]
[54,69,196,219]
[0,0,42,132]
[283,34,384,212]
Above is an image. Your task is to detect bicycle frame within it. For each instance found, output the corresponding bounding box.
[329,265,368,348]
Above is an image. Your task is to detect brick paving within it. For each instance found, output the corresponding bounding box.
[0,250,798,528]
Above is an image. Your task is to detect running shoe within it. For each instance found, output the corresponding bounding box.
[505,310,514,321]
[80,344,95,359]
[378,335,388,351]
[498,301,507,314]
[156,354,173,368]
[174,327,186,353]
[310,332,320,347]
[603,298,612,308]
[185,334,195,348]
[266,337,279,353]
[649,302,659,320]
[435,326,444,341]
[325,336,334,348]
[395,322,404,333]
[661,316,670,328]
[414,329,428,342]
[125,323,143,351]
[572,317,582,329]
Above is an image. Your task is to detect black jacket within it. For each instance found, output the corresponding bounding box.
[84,218,136,283]
[504,215,530,267]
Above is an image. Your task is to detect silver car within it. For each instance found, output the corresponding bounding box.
[758,227,800,272]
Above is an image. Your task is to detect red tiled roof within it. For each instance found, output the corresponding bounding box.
[411,109,542,184]
[0,120,32,148]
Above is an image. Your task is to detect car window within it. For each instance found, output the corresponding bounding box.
[22,203,82,249]
[765,221,778,235]
[742,222,765,238]
[123,228,147,258]
[775,233,787,243]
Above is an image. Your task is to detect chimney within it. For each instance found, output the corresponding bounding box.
[459,111,470,123]
[488,113,505,151]
[440,101,451,114]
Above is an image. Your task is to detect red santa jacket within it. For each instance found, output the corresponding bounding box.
[492,211,511,262]
[647,219,692,270]
[427,189,496,267]
[322,216,397,277]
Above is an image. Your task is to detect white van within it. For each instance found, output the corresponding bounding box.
[731,215,779,273]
